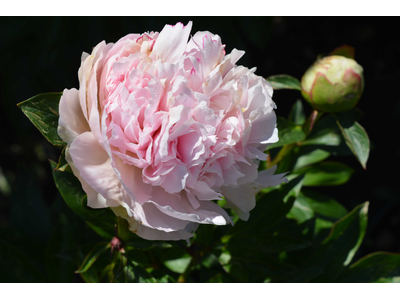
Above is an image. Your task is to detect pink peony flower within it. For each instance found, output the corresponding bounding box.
[58,21,287,241]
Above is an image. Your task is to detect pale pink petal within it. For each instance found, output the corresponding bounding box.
[153,21,193,63]
[69,132,129,208]
[58,88,90,144]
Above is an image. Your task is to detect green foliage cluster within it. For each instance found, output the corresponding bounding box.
[12,51,400,283]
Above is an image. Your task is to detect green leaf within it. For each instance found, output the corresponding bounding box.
[50,160,117,239]
[229,175,304,236]
[55,146,71,172]
[293,146,331,171]
[266,75,302,91]
[75,242,111,274]
[288,99,306,125]
[291,161,354,186]
[123,257,157,283]
[286,267,323,283]
[17,92,65,149]
[336,117,370,169]
[268,117,306,150]
[339,252,400,283]
[305,202,369,282]
[229,234,311,254]
[301,189,348,219]
[164,257,192,274]
[288,189,348,223]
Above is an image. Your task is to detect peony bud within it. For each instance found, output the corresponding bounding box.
[301,55,364,112]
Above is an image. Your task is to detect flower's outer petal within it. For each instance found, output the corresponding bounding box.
[111,205,195,241]
[153,21,192,63]
[69,131,129,208]
[148,187,231,225]
[221,165,288,220]
[58,88,90,144]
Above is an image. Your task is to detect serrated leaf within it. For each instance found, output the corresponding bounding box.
[266,75,302,90]
[291,161,354,186]
[340,252,400,283]
[50,160,117,239]
[336,118,370,169]
[268,117,306,150]
[305,202,369,282]
[75,242,111,274]
[17,92,65,149]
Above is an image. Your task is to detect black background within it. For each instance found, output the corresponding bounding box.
[1,17,399,268]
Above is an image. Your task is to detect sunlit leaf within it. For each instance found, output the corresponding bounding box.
[266,75,302,90]
[17,92,65,149]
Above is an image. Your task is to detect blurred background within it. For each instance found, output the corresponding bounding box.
[1,16,399,281]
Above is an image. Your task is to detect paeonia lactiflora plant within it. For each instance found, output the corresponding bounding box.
[18,22,399,283]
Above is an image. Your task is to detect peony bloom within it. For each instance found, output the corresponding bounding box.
[58,21,287,241]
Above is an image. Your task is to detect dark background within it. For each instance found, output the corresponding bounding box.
[1,17,399,276]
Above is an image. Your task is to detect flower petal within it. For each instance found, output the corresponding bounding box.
[153,21,192,63]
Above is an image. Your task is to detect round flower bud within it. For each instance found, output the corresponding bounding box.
[301,55,364,112]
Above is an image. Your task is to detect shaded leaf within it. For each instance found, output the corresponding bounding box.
[336,116,370,169]
[229,234,311,254]
[288,99,306,125]
[291,161,354,186]
[75,242,111,274]
[340,252,400,283]
[229,175,304,236]
[55,146,71,172]
[268,117,306,150]
[50,160,117,239]
[266,74,302,90]
[305,202,369,282]
[17,92,65,149]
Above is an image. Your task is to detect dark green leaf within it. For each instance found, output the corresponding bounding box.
[291,161,354,186]
[50,160,117,239]
[55,146,71,172]
[305,202,369,282]
[288,99,306,125]
[75,242,111,274]
[293,146,331,171]
[229,234,311,254]
[288,189,348,223]
[266,75,302,90]
[336,116,370,169]
[268,117,306,150]
[300,189,348,219]
[123,257,156,283]
[17,92,65,149]
[340,252,400,283]
[229,175,304,236]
